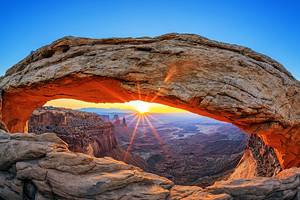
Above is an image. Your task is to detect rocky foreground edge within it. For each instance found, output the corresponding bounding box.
[1,131,300,200]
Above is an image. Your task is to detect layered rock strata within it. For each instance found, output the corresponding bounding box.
[28,106,147,169]
[0,131,300,200]
[29,106,117,156]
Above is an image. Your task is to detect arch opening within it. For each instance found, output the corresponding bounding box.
[28,98,252,187]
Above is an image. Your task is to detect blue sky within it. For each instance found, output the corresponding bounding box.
[1,0,299,79]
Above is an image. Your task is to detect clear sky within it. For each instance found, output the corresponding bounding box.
[45,99,187,113]
[1,0,299,79]
[0,0,300,79]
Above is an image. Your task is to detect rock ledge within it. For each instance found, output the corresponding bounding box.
[1,131,300,200]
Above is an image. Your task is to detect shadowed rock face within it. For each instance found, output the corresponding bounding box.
[247,134,282,176]
[0,131,300,200]
[0,34,299,168]
[229,134,282,180]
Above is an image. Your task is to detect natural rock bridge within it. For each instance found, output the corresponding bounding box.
[0,34,299,199]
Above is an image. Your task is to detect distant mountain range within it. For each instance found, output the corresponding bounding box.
[78,107,225,124]
[79,107,134,114]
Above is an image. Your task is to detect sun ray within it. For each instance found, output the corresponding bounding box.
[125,112,138,118]
[149,64,178,102]
[144,115,163,144]
[97,84,127,102]
[124,116,141,161]
[164,64,177,83]
[126,114,139,126]
[144,115,171,156]
[128,100,150,114]
[149,87,166,102]
[141,114,147,137]
[147,114,165,124]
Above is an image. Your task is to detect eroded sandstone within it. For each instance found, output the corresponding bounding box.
[28,106,147,169]
[0,131,300,199]
[28,106,118,156]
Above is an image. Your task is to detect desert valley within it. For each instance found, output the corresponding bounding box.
[28,105,248,187]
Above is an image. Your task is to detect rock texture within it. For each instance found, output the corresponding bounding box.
[207,168,300,200]
[229,134,282,179]
[0,33,299,168]
[29,106,117,156]
[247,134,282,176]
[28,106,148,169]
[0,131,300,200]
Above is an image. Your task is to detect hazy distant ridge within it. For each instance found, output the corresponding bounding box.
[79,107,134,114]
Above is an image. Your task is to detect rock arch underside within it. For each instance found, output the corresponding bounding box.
[0,33,300,199]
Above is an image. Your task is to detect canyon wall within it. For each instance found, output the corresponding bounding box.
[28,106,147,169]
[29,106,117,156]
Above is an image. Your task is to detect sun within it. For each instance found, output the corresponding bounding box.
[128,100,150,114]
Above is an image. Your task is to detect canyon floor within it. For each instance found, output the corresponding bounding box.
[106,111,247,187]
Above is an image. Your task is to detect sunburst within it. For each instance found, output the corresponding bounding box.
[128,100,150,114]
[123,83,173,161]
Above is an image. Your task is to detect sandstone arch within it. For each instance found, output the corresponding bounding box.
[0,33,299,169]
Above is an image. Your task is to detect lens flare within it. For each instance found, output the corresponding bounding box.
[128,100,150,114]
[124,115,141,161]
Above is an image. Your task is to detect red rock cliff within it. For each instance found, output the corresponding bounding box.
[28,106,147,169]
